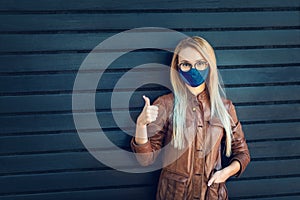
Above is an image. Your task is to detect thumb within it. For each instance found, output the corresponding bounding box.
[208,176,215,187]
[142,95,150,107]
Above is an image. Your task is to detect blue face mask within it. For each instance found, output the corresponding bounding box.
[179,67,209,87]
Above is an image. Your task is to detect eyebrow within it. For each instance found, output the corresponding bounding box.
[179,59,206,63]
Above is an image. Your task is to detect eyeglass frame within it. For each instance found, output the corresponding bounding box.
[177,60,209,72]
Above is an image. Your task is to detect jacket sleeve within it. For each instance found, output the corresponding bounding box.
[130,95,169,166]
[228,101,251,177]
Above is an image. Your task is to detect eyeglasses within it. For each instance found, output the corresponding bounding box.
[178,60,209,72]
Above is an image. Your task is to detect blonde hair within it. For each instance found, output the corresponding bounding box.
[170,36,233,157]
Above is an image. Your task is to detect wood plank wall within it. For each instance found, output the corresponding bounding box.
[0,0,299,199]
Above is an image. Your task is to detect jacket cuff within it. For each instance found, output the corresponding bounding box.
[229,154,250,177]
[130,137,152,153]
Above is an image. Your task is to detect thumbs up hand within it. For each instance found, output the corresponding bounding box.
[137,95,159,126]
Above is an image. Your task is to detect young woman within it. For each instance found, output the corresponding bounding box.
[131,36,250,200]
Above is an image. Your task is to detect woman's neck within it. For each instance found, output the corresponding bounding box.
[186,82,206,96]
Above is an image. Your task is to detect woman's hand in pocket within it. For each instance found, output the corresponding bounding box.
[208,160,241,187]
[207,169,229,187]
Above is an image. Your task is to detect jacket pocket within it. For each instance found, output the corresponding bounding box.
[157,169,189,200]
[205,182,228,200]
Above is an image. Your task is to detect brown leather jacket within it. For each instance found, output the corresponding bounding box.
[131,89,250,200]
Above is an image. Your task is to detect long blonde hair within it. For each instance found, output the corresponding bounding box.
[170,36,233,157]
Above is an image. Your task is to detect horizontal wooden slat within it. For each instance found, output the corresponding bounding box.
[245,195,300,200]
[0,152,104,174]
[1,66,299,93]
[0,131,127,154]
[241,159,300,179]
[235,104,300,122]
[222,66,300,85]
[228,177,300,198]
[248,140,300,158]
[1,85,299,114]
[2,186,158,200]
[217,48,300,66]
[1,30,299,52]
[226,85,300,103]
[243,122,300,141]
[0,0,298,11]
[0,170,161,195]
[0,11,299,32]
[0,104,299,134]
[0,186,157,200]
[0,48,299,73]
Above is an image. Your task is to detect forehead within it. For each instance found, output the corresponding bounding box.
[178,47,204,62]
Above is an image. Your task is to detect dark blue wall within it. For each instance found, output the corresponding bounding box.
[0,0,299,199]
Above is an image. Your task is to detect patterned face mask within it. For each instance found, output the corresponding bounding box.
[179,67,209,87]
